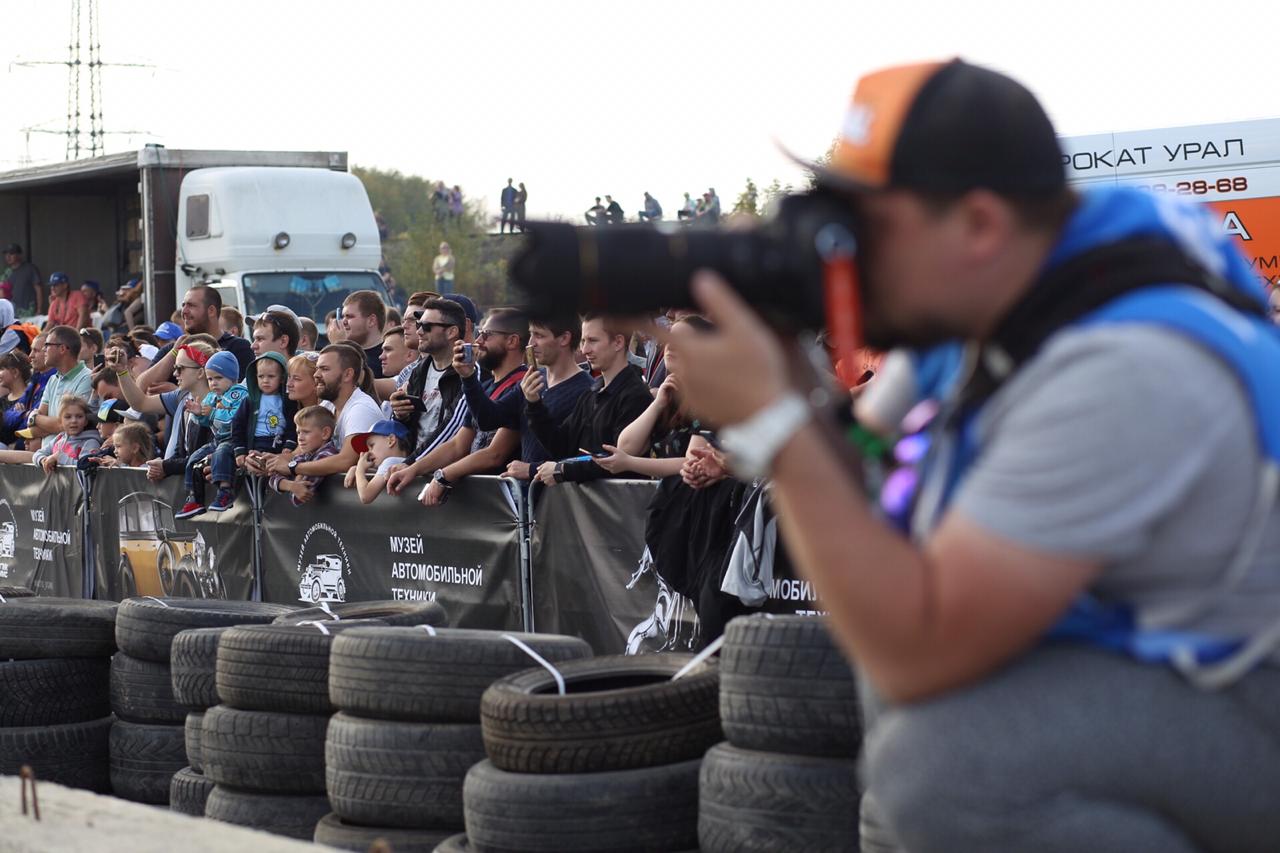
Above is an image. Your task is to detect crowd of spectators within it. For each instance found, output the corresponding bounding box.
[581,189,719,225]
[0,253,898,642]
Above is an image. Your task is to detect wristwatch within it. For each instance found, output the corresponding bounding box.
[287,457,299,474]
[718,393,812,480]
[552,462,565,484]
[432,469,452,489]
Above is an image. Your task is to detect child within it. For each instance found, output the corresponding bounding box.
[268,405,338,506]
[33,395,101,473]
[104,421,155,468]
[78,400,143,469]
[344,419,410,504]
[232,352,296,467]
[220,306,244,339]
[177,350,247,518]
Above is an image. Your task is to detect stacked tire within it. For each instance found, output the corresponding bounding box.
[699,614,863,852]
[168,627,235,815]
[316,627,592,852]
[0,598,118,793]
[110,598,296,804]
[442,652,721,852]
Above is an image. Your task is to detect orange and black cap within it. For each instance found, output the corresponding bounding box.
[805,59,1065,196]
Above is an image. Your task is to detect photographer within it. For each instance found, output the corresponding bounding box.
[663,60,1280,850]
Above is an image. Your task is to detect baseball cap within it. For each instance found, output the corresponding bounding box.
[350,419,410,454]
[137,343,160,362]
[49,272,70,285]
[2,243,21,255]
[248,303,301,324]
[448,294,482,329]
[798,59,1064,196]
[80,279,101,294]
[155,321,184,341]
[97,399,143,424]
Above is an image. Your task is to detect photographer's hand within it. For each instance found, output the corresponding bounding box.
[666,271,789,427]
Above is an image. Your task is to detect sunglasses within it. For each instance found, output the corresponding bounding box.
[476,328,517,340]
[417,321,456,332]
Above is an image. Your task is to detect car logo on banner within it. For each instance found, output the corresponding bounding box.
[296,522,351,604]
[0,499,18,576]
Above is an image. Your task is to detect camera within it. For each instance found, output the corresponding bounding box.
[509,189,863,331]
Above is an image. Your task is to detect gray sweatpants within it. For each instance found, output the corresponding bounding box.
[864,645,1280,853]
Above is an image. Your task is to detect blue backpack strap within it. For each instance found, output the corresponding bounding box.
[1080,286,1280,463]
[1070,286,1280,687]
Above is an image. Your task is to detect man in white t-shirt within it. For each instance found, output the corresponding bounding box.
[264,343,379,482]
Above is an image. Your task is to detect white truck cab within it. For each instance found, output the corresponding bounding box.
[176,167,388,323]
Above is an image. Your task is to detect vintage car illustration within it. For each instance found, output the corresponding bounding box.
[299,553,346,603]
[0,521,14,560]
[117,491,223,599]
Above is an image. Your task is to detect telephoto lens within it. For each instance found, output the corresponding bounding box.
[510,190,863,331]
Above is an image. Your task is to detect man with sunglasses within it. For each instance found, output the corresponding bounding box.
[25,325,90,455]
[385,298,472,494]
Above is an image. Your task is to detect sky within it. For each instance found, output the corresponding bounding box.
[2,0,1279,223]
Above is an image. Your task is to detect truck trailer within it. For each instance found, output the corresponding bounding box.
[0,145,389,326]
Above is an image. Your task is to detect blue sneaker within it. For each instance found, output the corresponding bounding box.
[208,488,234,512]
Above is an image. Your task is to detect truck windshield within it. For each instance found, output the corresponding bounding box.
[240,272,392,322]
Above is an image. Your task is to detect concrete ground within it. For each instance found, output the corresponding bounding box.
[0,775,334,852]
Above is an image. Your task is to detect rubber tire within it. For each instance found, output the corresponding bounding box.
[719,614,862,757]
[170,626,232,709]
[0,715,112,792]
[314,813,458,852]
[185,711,204,772]
[110,652,186,724]
[325,713,484,829]
[697,742,860,853]
[201,704,328,794]
[0,584,36,598]
[480,653,721,774]
[114,598,297,663]
[329,627,593,722]
[108,719,188,804]
[204,785,332,841]
[215,621,386,714]
[859,791,906,853]
[169,765,215,816]
[462,758,701,853]
[0,597,118,659]
[274,599,447,627]
[0,657,110,726]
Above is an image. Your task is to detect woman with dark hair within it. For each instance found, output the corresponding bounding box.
[594,315,755,646]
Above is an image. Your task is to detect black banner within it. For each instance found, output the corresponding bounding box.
[257,475,524,630]
[529,480,701,656]
[529,480,825,656]
[0,464,84,597]
[86,467,258,602]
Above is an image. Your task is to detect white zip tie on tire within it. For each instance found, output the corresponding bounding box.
[297,620,331,636]
[417,624,437,636]
[0,593,6,603]
[143,596,171,608]
[502,634,565,695]
[317,600,340,620]
[672,635,725,681]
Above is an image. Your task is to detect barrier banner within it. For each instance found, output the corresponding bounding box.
[0,464,84,597]
[86,467,258,602]
[256,475,523,630]
[530,479,825,656]
[530,480,701,656]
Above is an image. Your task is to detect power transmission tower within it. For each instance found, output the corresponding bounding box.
[10,0,153,160]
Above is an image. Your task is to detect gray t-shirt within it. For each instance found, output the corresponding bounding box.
[951,324,1280,647]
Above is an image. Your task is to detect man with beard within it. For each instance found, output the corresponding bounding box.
[138,285,252,389]
[385,298,471,494]
[417,308,527,507]
[669,60,1280,851]
[264,343,380,484]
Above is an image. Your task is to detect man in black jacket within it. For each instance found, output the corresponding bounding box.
[526,314,652,485]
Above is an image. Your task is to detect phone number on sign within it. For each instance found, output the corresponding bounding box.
[1136,177,1249,195]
